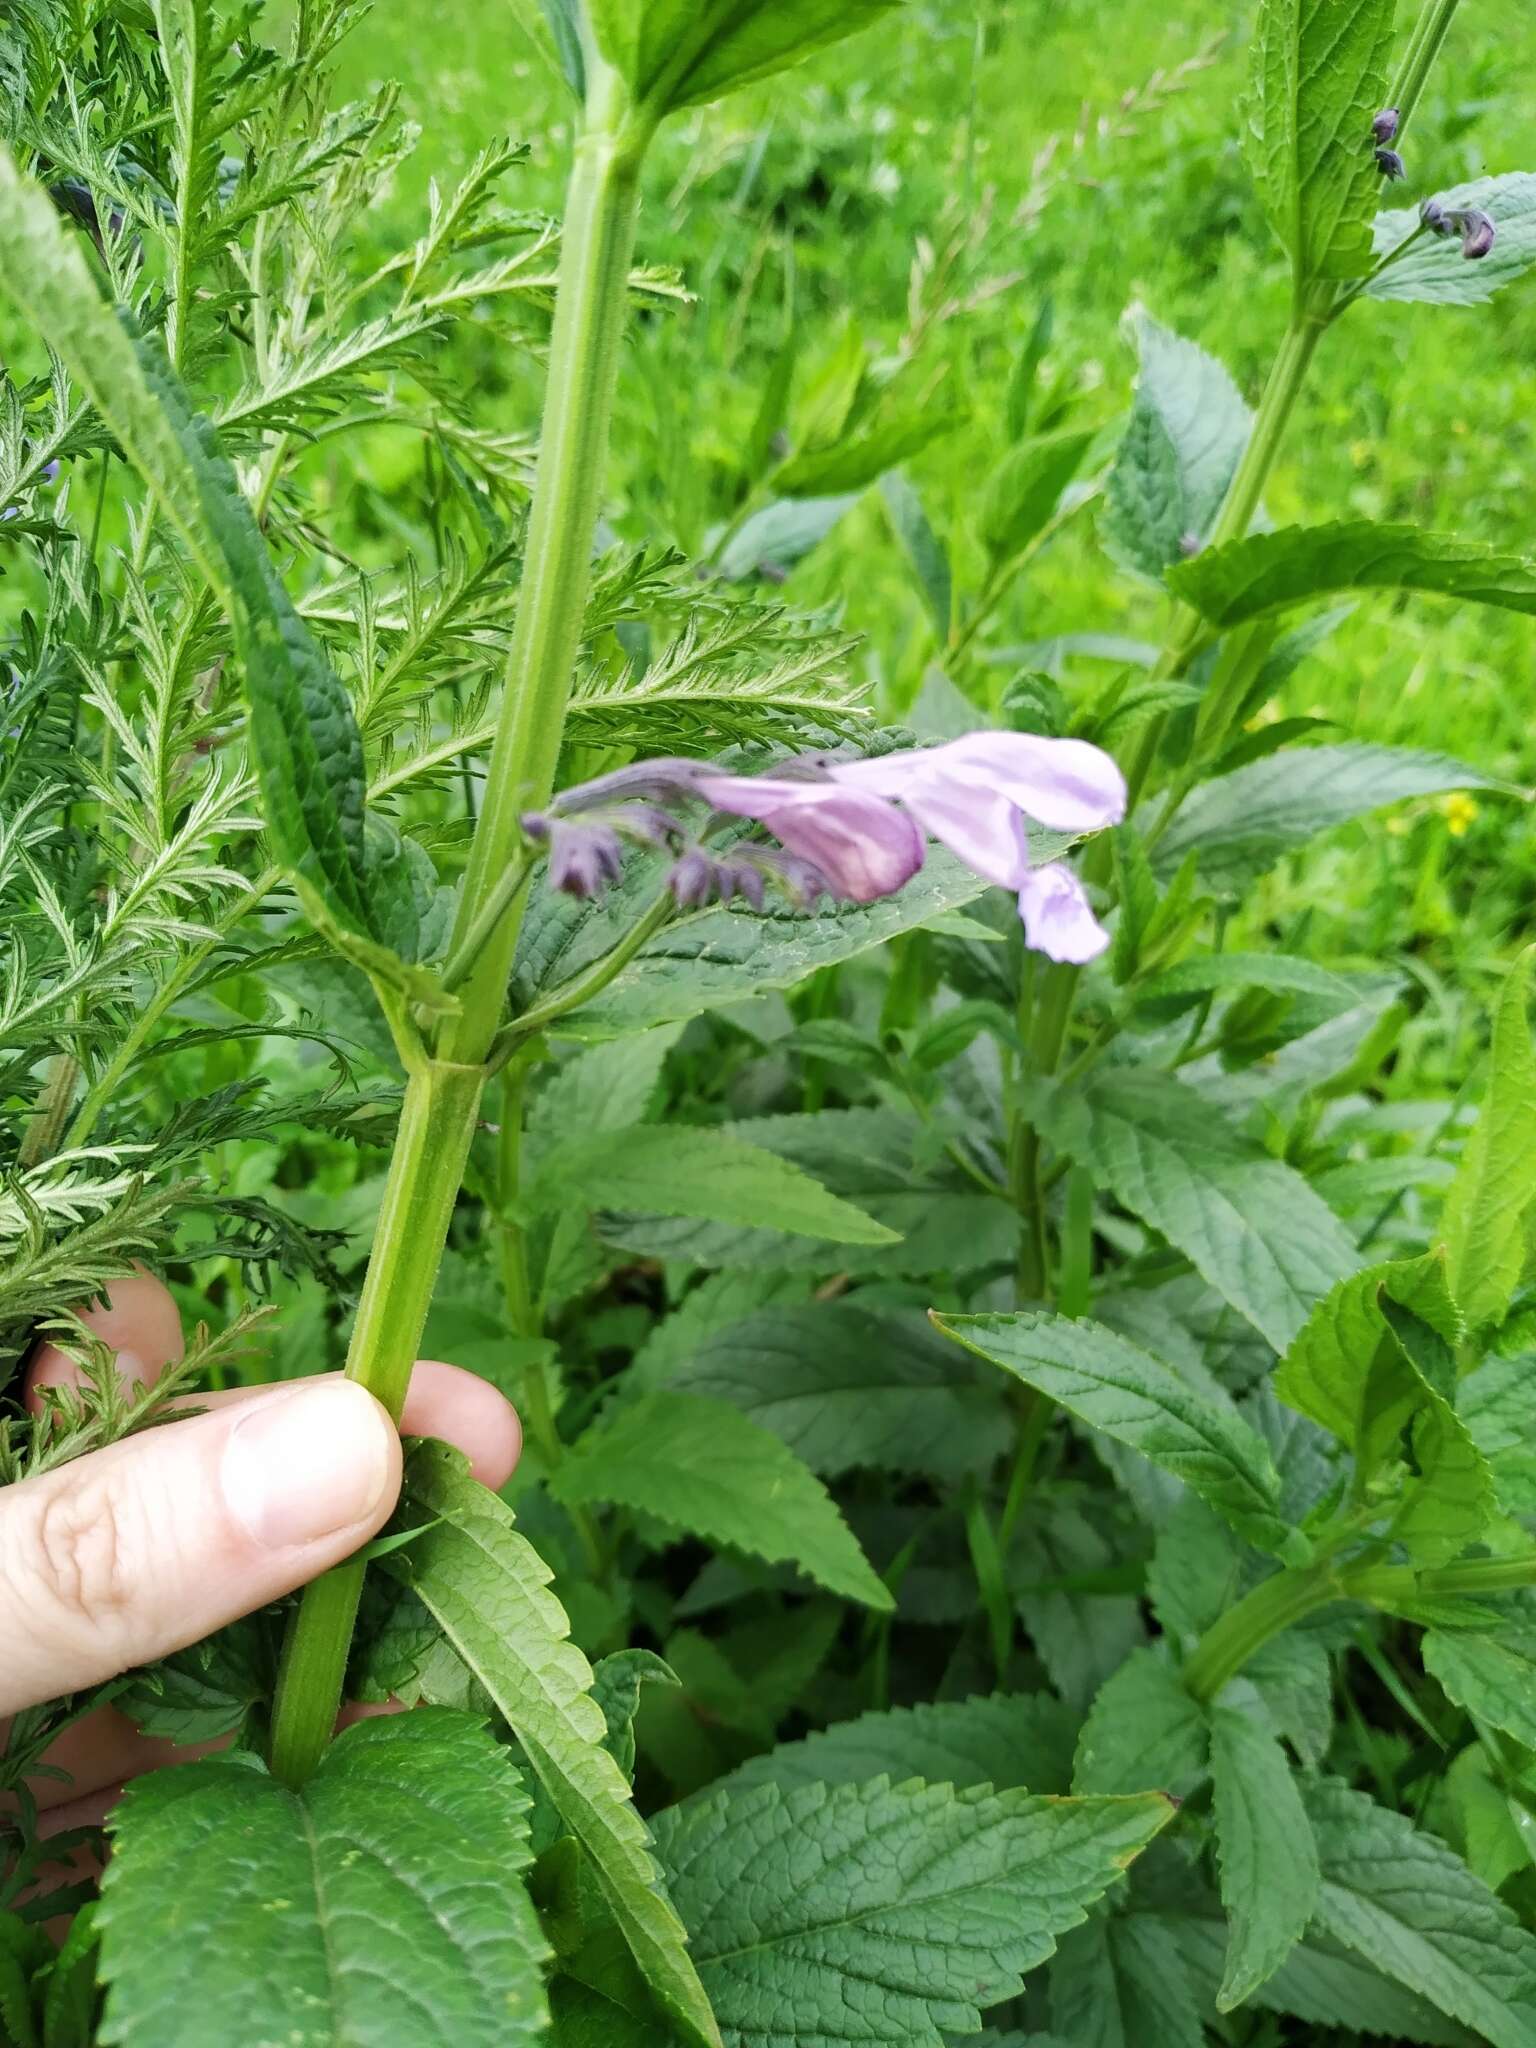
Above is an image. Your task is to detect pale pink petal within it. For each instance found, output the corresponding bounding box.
[1016,863,1109,963]
[697,774,925,904]
[897,778,1030,888]
[833,732,1126,834]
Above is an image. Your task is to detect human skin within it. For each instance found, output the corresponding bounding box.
[0,1272,521,1862]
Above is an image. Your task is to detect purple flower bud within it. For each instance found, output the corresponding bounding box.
[1459,207,1496,260]
[1178,530,1203,559]
[551,757,708,815]
[1421,197,1452,236]
[667,847,718,908]
[1375,147,1406,182]
[521,811,552,843]
[546,819,625,899]
[1372,108,1400,144]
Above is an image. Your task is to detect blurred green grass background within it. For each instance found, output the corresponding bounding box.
[320,0,1536,986]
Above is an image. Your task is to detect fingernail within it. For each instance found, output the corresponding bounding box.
[222,1383,395,1550]
[114,1349,151,1391]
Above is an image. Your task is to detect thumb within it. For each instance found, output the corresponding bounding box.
[0,1380,399,1717]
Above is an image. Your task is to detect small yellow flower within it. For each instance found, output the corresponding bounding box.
[1385,813,1411,838]
[1440,791,1480,838]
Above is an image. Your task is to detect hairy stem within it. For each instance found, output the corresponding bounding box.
[267,60,650,1782]
[267,1059,483,1785]
[440,69,649,1067]
[1182,1561,1342,1703]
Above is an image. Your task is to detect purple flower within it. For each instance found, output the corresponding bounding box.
[1017,863,1110,964]
[1372,108,1400,144]
[695,774,925,904]
[523,815,625,898]
[1375,147,1406,181]
[1459,207,1496,259]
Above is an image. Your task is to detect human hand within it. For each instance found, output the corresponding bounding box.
[0,1271,521,1843]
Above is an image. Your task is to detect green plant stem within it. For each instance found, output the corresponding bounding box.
[1182,1560,1342,1703]
[268,60,651,1783]
[440,69,648,1068]
[489,889,673,1060]
[1388,0,1464,135]
[268,1057,485,1785]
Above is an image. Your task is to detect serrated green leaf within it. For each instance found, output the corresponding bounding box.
[1423,1627,1536,1751]
[528,1124,897,1246]
[1164,1897,1480,2045]
[1074,1650,1211,1797]
[394,1444,721,2048]
[1441,948,1536,1334]
[936,1309,1292,1554]
[1171,520,1536,630]
[1103,307,1252,578]
[714,1689,1077,1800]
[1275,1256,1494,1558]
[549,1979,674,2047]
[1153,742,1497,891]
[1305,1777,1536,2048]
[1210,1706,1319,2009]
[0,145,403,951]
[1139,951,1355,1006]
[1244,0,1396,285]
[1049,1911,1206,2048]
[552,1391,893,1610]
[97,1713,548,2048]
[653,1777,1172,2047]
[514,849,998,1034]
[588,0,903,116]
[530,1027,684,1153]
[1369,174,1536,305]
[1460,1354,1536,1514]
[1023,1068,1360,1352]
[981,428,1094,563]
[665,1301,1010,1480]
[599,1106,1016,1278]
[591,1650,681,1780]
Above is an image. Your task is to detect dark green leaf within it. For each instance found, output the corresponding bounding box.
[1171,520,1536,630]
[394,1444,720,2048]
[1103,307,1251,577]
[97,1713,548,2048]
[1154,743,1498,891]
[1245,0,1396,284]
[552,1392,893,1610]
[936,1309,1293,1554]
[1210,1705,1319,2009]
[665,1301,1010,1480]
[652,1777,1172,2046]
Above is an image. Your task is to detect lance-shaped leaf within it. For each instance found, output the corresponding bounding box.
[1023,1068,1360,1352]
[393,1444,721,2048]
[1423,1628,1536,1752]
[1171,520,1536,630]
[587,0,905,117]
[550,1391,893,1610]
[934,1310,1293,1555]
[1369,174,1536,306]
[1153,743,1499,892]
[97,1713,549,2048]
[1440,947,1536,1335]
[1103,306,1252,578]
[0,144,416,960]
[1244,0,1397,285]
[1210,1705,1319,2010]
[1305,1777,1536,2048]
[652,1776,1172,2046]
